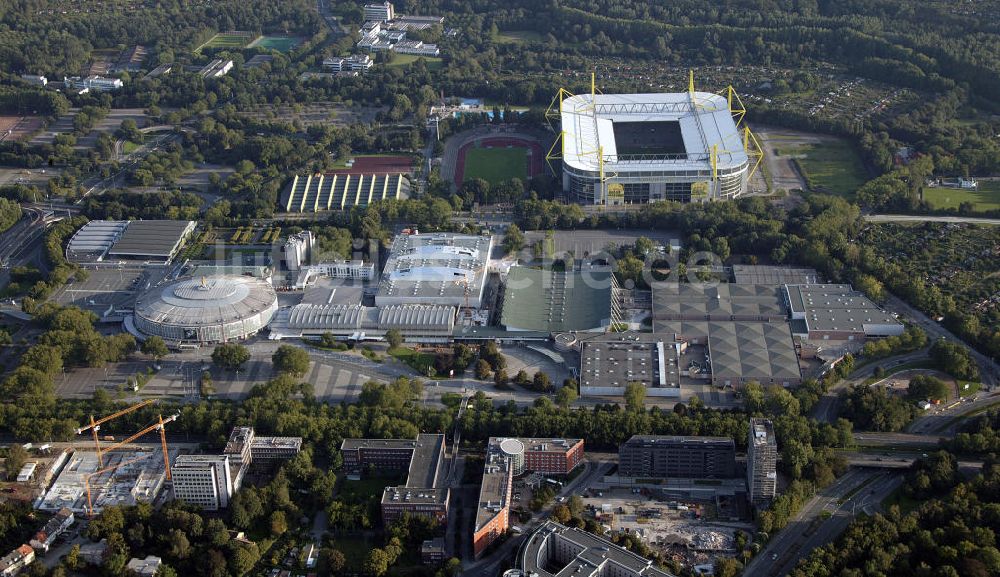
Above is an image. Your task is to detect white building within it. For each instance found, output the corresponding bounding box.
[364,1,394,22]
[283,231,314,271]
[376,233,493,308]
[63,75,123,92]
[393,40,440,57]
[0,546,34,577]
[294,261,375,288]
[250,437,303,462]
[323,55,374,73]
[171,455,234,511]
[16,463,36,483]
[199,59,233,79]
[20,74,47,86]
[959,176,978,189]
[125,556,162,577]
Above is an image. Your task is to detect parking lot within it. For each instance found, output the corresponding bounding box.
[49,267,147,313]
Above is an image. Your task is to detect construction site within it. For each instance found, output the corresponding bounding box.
[33,402,183,516]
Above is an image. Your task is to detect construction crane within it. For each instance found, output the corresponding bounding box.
[75,400,155,467]
[96,414,178,481]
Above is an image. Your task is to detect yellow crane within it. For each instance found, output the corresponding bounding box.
[75,400,155,467]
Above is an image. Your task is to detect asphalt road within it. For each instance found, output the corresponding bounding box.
[865,214,1000,226]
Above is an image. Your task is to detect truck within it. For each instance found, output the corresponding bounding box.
[102,435,115,442]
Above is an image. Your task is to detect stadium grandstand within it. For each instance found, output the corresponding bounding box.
[550,73,761,204]
[282,173,409,212]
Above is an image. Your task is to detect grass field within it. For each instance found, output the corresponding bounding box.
[197,31,255,51]
[463,146,527,184]
[781,138,868,197]
[122,141,139,154]
[249,35,303,53]
[496,30,545,44]
[387,53,443,70]
[389,346,437,376]
[923,180,1000,212]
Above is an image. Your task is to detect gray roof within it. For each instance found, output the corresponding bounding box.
[783,284,901,334]
[624,435,735,448]
[66,220,128,258]
[731,265,820,285]
[107,220,195,258]
[134,275,277,328]
[706,321,800,382]
[652,282,786,321]
[579,334,681,390]
[520,522,677,577]
[406,434,445,489]
[284,303,456,332]
[501,268,615,332]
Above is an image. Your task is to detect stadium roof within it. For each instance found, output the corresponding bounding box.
[376,233,492,308]
[66,220,128,261]
[107,220,195,260]
[134,275,277,328]
[501,268,616,332]
[282,173,409,212]
[561,91,747,174]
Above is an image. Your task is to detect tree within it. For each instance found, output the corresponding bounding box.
[552,504,571,524]
[624,381,646,412]
[322,549,346,573]
[364,548,390,577]
[533,371,552,392]
[556,383,578,409]
[568,495,584,517]
[271,344,310,377]
[167,529,190,560]
[212,343,250,371]
[907,375,950,402]
[503,224,526,254]
[475,359,492,380]
[140,336,169,362]
[494,368,509,388]
[4,445,28,481]
[385,329,403,349]
[269,510,288,536]
[20,345,63,376]
[229,542,260,577]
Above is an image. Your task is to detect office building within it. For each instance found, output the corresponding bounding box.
[474,437,584,558]
[364,2,394,22]
[340,434,449,526]
[747,418,777,507]
[421,538,447,565]
[619,435,736,479]
[63,75,123,92]
[250,436,303,462]
[517,522,677,577]
[323,54,374,73]
[171,455,234,511]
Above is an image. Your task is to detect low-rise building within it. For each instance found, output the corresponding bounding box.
[78,540,108,566]
[199,59,233,79]
[16,463,36,483]
[420,538,447,565]
[619,435,736,479]
[0,545,35,577]
[20,74,47,86]
[250,436,303,463]
[63,75,123,92]
[126,555,162,577]
[322,55,374,73]
[29,508,74,552]
[784,284,903,341]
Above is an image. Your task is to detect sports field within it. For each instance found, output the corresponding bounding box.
[197,31,255,51]
[248,35,303,53]
[463,147,527,184]
[387,53,443,70]
[495,30,545,44]
[783,138,868,197]
[923,181,1000,212]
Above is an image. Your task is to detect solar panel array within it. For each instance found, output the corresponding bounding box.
[283,173,408,212]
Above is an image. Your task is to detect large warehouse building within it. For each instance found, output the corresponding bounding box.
[66,220,195,264]
[556,81,758,204]
[131,275,278,344]
[376,232,492,308]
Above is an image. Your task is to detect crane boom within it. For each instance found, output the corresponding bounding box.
[75,399,156,467]
[99,414,178,455]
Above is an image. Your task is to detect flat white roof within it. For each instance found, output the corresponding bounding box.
[561,91,748,174]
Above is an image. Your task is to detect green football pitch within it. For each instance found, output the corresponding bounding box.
[463,146,527,184]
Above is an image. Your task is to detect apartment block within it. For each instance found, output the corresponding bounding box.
[619,435,736,479]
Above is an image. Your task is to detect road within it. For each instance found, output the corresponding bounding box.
[865,214,1000,226]
[907,392,1000,435]
[811,350,930,423]
[743,469,902,577]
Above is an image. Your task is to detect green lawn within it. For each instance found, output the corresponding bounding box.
[883,486,923,515]
[389,346,436,376]
[463,146,528,184]
[387,53,443,70]
[781,138,868,197]
[495,30,545,44]
[122,140,139,154]
[923,181,1000,212]
[197,32,255,51]
[249,35,304,53]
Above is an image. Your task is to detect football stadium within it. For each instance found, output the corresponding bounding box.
[553,75,761,204]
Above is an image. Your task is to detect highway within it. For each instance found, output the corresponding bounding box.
[743,469,903,577]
